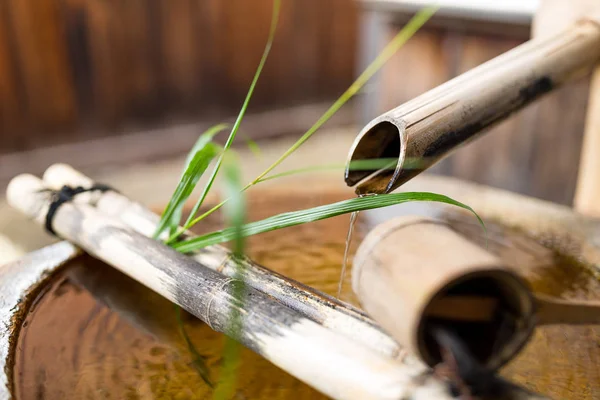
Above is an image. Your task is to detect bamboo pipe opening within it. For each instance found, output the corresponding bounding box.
[352,216,537,370]
[419,270,534,368]
[344,120,404,194]
[346,16,600,195]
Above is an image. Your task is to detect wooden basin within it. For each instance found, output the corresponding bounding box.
[2,174,599,399]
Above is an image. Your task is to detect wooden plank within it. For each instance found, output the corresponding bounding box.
[0,3,25,153]
[60,0,94,124]
[5,0,77,144]
[222,0,272,109]
[288,0,322,103]
[527,80,590,205]
[194,0,227,113]
[81,0,122,128]
[265,0,294,107]
[317,0,335,99]
[155,0,200,111]
[116,0,162,120]
[83,0,161,128]
[0,0,361,153]
[323,0,359,97]
[380,28,451,111]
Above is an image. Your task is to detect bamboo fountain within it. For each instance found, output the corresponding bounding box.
[2,3,600,400]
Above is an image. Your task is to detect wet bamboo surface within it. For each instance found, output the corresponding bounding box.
[11,183,600,399]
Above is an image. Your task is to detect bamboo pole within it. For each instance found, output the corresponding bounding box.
[574,68,600,217]
[345,12,600,194]
[41,163,402,359]
[352,216,600,372]
[352,216,536,371]
[7,174,457,400]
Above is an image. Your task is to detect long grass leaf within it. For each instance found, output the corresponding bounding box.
[167,124,229,236]
[173,192,483,253]
[179,0,281,236]
[183,124,230,173]
[181,5,438,230]
[153,142,219,239]
[249,5,438,184]
[222,156,246,258]
[212,155,246,400]
[255,157,429,183]
[244,137,262,160]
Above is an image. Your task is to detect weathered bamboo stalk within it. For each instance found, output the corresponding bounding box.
[345,12,600,194]
[352,215,600,372]
[41,163,402,359]
[352,216,536,371]
[7,174,458,400]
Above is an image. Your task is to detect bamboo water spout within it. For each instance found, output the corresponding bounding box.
[345,12,600,194]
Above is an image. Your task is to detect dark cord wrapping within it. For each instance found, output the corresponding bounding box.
[43,184,115,237]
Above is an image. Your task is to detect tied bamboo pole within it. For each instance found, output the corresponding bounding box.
[345,11,600,194]
[7,174,454,400]
[41,163,401,359]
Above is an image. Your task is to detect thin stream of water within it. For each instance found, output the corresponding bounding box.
[337,211,359,299]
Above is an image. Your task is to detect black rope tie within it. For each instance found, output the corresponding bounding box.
[43,184,115,237]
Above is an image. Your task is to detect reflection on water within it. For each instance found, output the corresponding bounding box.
[12,186,600,399]
[14,258,327,400]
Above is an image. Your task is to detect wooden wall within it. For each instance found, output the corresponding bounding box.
[369,20,591,206]
[0,0,359,154]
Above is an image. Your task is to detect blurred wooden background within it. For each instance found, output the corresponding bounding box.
[0,0,592,206]
[0,0,358,154]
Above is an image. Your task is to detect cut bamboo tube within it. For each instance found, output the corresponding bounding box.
[345,12,600,194]
[7,174,452,400]
[41,163,402,359]
[353,215,600,372]
[352,216,536,370]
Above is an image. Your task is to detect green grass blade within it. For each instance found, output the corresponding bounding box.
[184,156,428,230]
[255,157,428,183]
[167,124,229,236]
[256,163,343,183]
[153,142,219,239]
[212,155,246,400]
[183,124,230,173]
[249,5,438,184]
[222,155,246,257]
[173,192,483,253]
[180,0,281,235]
[180,6,438,231]
[244,137,262,160]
